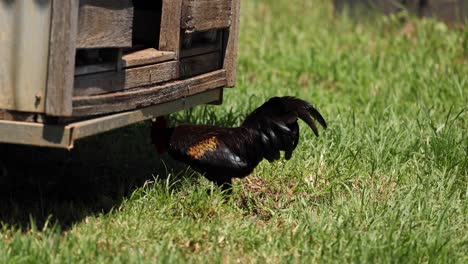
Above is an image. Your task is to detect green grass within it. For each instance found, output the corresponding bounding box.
[1,0,467,263]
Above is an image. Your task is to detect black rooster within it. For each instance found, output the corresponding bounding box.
[151,96,327,191]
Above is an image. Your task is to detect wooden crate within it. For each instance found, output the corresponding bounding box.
[0,0,240,148]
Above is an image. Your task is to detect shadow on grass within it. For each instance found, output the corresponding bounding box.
[0,121,177,231]
[0,106,241,231]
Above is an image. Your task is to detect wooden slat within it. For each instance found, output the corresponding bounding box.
[122,48,176,68]
[223,0,240,87]
[181,30,219,49]
[46,0,79,116]
[71,88,223,142]
[72,70,227,116]
[77,0,133,48]
[160,0,183,56]
[75,63,116,76]
[74,61,180,96]
[181,42,221,58]
[181,0,232,33]
[180,51,222,78]
[0,89,223,149]
[188,78,227,95]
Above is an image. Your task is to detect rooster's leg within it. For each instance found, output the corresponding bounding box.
[214,178,233,194]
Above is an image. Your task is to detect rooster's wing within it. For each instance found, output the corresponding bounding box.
[168,126,251,179]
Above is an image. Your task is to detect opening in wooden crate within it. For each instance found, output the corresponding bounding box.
[73,0,178,97]
[75,0,167,75]
[180,30,224,78]
[132,0,163,48]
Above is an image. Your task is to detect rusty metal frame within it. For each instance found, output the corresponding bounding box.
[0,89,222,149]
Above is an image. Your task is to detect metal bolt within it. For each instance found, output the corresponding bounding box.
[34,93,42,108]
[35,93,41,101]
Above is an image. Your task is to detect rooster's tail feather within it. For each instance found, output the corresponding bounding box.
[242,96,327,136]
[240,96,327,162]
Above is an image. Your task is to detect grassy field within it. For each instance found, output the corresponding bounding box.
[0,0,467,263]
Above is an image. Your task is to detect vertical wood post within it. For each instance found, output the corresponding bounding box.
[223,0,240,87]
[46,0,79,116]
[160,0,183,59]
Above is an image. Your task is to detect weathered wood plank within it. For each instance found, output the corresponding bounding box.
[160,0,183,56]
[73,70,227,116]
[223,0,240,87]
[181,41,221,58]
[181,0,232,33]
[122,48,176,68]
[71,88,223,143]
[188,78,227,95]
[75,63,116,76]
[181,30,219,50]
[0,89,223,149]
[46,0,79,116]
[74,61,180,96]
[77,0,133,48]
[180,52,222,78]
